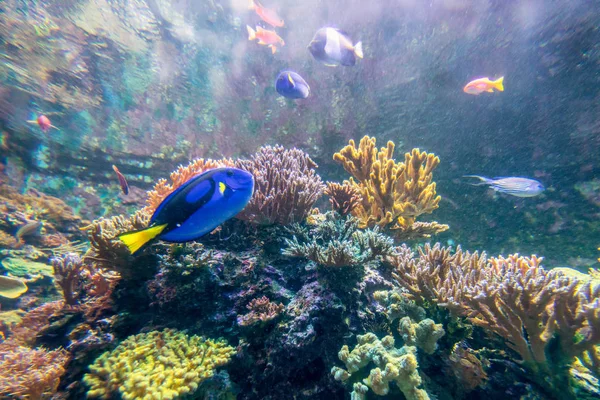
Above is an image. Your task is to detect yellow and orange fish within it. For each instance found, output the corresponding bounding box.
[249,0,284,28]
[463,76,504,95]
[247,25,284,54]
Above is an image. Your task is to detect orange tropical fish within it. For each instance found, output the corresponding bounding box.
[247,25,284,54]
[463,76,504,95]
[249,0,284,28]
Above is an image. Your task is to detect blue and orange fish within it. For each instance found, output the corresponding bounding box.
[118,168,254,254]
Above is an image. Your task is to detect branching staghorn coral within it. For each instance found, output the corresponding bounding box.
[143,158,235,213]
[83,329,236,399]
[0,343,71,399]
[238,296,285,327]
[333,136,447,240]
[324,182,362,216]
[389,243,600,396]
[236,145,325,225]
[283,213,394,267]
[331,333,429,400]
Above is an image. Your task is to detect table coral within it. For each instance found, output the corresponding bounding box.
[83,329,236,400]
[331,333,430,400]
[0,275,28,299]
[0,257,54,278]
[333,136,447,240]
[236,145,325,225]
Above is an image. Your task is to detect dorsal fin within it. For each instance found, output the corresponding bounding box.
[151,169,216,223]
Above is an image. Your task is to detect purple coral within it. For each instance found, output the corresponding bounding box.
[236,146,325,225]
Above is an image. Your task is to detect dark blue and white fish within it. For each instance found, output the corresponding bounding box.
[464,176,545,198]
[308,27,363,67]
[119,168,254,254]
[275,71,310,99]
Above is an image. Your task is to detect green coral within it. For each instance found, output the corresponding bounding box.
[1,257,54,278]
[398,317,445,355]
[332,333,430,400]
[83,329,236,400]
[283,213,394,267]
[373,290,426,323]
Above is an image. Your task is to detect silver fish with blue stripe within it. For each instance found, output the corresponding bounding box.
[464,176,544,198]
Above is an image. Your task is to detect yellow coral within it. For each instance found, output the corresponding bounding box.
[332,333,429,400]
[83,329,235,400]
[333,136,446,239]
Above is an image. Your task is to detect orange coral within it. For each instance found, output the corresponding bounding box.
[238,296,285,327]
[0,343,71,399]
[333,136,446,240]
[143,158,235,213]
[324,182,362,216]
[6,301,65,346]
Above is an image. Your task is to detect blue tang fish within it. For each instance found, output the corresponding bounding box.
[464,175,544,198]
[119,168,254,254]
[275,71,310,99]
[308,27,363,67]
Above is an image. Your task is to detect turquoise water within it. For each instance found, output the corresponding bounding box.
[1,1,599,399]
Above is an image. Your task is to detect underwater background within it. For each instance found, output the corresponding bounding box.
[1,0,600,399]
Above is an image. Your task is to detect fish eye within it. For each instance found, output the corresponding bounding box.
[226,170,234,177]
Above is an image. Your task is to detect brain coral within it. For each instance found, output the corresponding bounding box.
[83,328,236,400]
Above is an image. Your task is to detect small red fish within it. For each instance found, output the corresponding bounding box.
[112,165,130,195]
[249,0,284,28]
[247,25,285,54]
[27,115,58,133]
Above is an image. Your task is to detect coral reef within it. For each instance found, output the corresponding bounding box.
[6,301,65,346]
[397,317,445,355]
[1,257,54,278]
[143,158,235,213]
[238,296,285,327]
[324,182,362,216]
[81,211,150,274]
[283,212,394,268]
[331,333,429,399]
[0,185,84,250]
[0,275,28,299]
[389,243,600,397]
[445,342,488,394]
[333,136,447,240]
[83,329,236,399]
[237,145,326,225]
[51,253,87,306]
[0,343,71,399]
